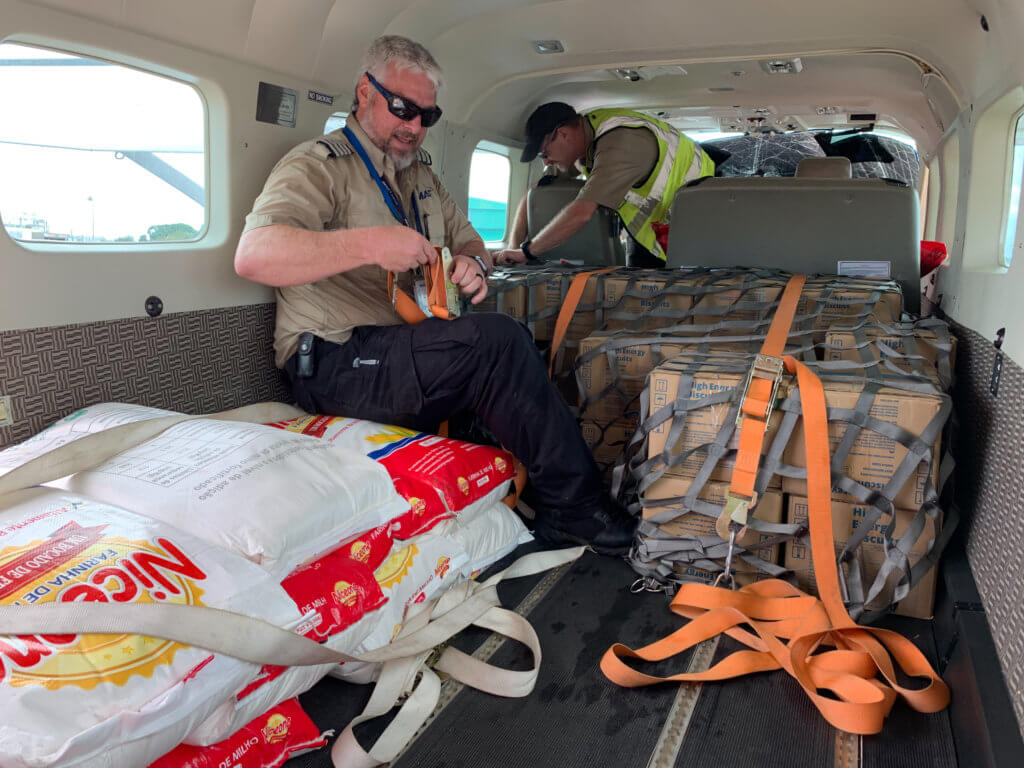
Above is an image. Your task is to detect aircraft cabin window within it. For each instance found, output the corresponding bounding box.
[324,112,348,133]
[0,42,205,245]
[1003,113,1024,268]
[468,143,511,245]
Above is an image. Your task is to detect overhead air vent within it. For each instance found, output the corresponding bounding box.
[760,58,803,75]
[709,87,735,92]
[532,40,565,54]
[850,112,877,121]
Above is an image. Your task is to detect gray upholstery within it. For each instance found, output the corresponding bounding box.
[526,178,626,266]
[796,157,852,178]
[666,176,920,313]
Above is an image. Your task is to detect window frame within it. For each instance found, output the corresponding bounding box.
[1000,109,1024,269]
[467,141,513,247]
[0,39,210,248]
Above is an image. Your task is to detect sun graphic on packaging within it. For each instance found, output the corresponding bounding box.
[374,544,418,589]
[408,497,427,516]
[0,530,207,691]
[457,477,470,495]
[494,456,507,473]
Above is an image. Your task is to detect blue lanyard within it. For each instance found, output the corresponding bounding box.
[343,125,423,235]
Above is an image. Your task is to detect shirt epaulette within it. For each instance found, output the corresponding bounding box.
[416,147,432,166]
[314,137,354,159]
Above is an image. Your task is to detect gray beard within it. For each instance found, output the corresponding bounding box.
[390,150,416,171]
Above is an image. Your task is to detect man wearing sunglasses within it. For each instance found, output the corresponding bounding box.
[236,35,635,555]
[494,102,715,267]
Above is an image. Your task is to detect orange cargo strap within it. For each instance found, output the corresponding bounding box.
[390,252,527,508]
[716,274,805,539]
[548,267,617,377]
[388,248,451,324]
[600,275,950,735]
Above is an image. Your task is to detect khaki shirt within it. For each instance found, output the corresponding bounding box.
[243,116,485,367]
[575,120,660,210]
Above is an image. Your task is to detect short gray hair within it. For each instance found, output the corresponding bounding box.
[352,35,444,112]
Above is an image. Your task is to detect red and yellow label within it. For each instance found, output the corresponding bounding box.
[374,544,418,590]
[456,477,470,495]
[262,712,292,744]
[0,521,208,690]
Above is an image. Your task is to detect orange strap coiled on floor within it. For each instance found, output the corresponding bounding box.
[600,275,950,735]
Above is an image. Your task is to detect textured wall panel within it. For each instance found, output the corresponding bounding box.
[952,322,1024,737]
[0,304,291,449]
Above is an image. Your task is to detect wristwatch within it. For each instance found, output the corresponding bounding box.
[519,239,535,261]
[471,255,489,277]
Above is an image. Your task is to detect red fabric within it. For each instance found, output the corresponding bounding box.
[652,222,670,253]
[920,241,947,276]
[149,699,326,768]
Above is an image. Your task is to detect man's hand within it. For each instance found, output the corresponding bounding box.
[493,248,527,266]
[364,226,438,273]
[450,254,488,304]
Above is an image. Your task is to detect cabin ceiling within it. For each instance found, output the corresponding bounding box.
[12,0,1014,149]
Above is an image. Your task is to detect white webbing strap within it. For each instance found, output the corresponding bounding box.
[0,404,582,763]
[0,542,583,765]
[0,402,307,497]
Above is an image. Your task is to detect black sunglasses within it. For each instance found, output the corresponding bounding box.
[365,71,443,128]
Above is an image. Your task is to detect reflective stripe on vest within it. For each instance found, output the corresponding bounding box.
[582,109,715,260]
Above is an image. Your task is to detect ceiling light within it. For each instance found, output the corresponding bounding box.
[533,40,564,54]
[612,68,643,82]
[761,58,803,75]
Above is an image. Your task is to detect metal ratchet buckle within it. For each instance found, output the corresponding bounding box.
[723,491,757,529]
[735,353,785,427]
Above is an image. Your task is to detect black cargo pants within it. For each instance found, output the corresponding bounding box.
[283,312,604,526]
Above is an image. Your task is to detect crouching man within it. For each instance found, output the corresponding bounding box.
[234,35,634,554]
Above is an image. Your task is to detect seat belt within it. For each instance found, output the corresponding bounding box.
[600,275,950,734]
[0,404,582,765]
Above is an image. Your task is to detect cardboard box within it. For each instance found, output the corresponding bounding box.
[824,325,957,380]
[784,496,938,619]
[602,273,694,331]
[672,560,767,587]
[782,378,943,510]
[688,274,902,335]
[798,280,902,330]
[576,333,693,422]
[580,416,637,471]
[646,357,789,485]
[476,273,528,320]
[643,477,784,566]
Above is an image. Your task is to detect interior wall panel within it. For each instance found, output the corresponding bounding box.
[0,304,290,449]
[951,321,1024,738]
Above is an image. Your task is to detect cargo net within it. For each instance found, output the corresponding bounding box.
[472,266,958,622]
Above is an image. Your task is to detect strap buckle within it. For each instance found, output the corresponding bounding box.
[735,353,785,427]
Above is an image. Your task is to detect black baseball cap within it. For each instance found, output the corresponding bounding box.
[520,102,578,162]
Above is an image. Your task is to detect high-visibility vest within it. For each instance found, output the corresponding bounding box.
[581,109,715,261]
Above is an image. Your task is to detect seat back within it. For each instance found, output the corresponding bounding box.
[666,176,920,313]
[526,178,625,266]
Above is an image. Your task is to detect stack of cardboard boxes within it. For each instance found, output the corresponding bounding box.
[473,267,953,620]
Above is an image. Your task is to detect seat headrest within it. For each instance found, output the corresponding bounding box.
[796,157,853,178]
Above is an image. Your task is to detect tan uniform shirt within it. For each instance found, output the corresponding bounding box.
[243,117,485,367]
[575,120,660,210]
